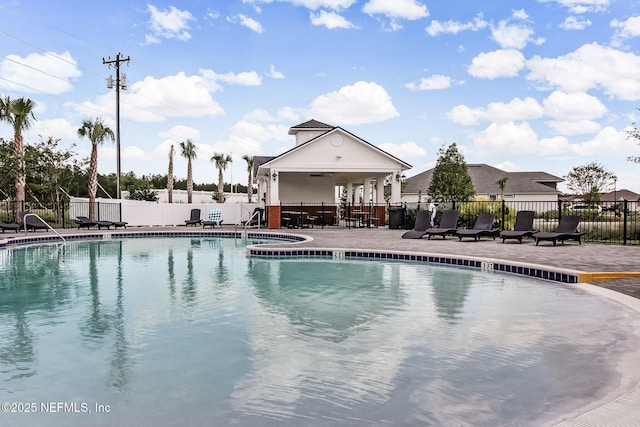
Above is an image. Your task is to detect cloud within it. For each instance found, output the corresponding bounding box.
[468,49,526,79]
[362,0,429,20]
[472,121,570,156]
[560,16,591,30]
[227,14,264,33]
[145,4,195,44]
[200,69,262,86]
[611,16,640,46]
[307,81,399,125]
[571,126,629,156]
[491,10,545,49]
[266,65,285,79]
[545,119,602,136]
[0,51,81,95]
[242,0,357,11]
[31,118,78,141]
[72,72,224,123]
[405,74,452,91]
[537,0,610,14]
[310,10,357,29]
[447,97,544,125]
[425,13,488,36]
[526,43,640,100]
[378,141,426,159]
[542,90,607,120]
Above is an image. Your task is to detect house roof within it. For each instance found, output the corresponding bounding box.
[258,122,411,173]
[287,119,334,135]
[600,189,639,201]
[404,164,563,195]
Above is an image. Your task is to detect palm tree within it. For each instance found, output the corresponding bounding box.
[77,118,115,220]
[242,154,254,203]
[497,176,508,200]
[180,139,197,203]
[0,96,37,221]
[211,152,232,203]
[167,145,174,203]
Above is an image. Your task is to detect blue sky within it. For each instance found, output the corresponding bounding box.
[1,0,640,193]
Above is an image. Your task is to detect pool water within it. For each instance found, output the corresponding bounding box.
[0,238,638,426]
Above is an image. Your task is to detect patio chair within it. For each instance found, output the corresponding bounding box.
[533,215,586,246]
[500,210,535,243]
[202,209,223,228]
[0,220,20,233]
[424,210,459,240]
[184,208,202,227]
[401,210,432,239]
[75,216,97,229]
[455,213,499,241]
[19,211,49,232]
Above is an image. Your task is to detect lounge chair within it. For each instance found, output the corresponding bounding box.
[19,211,49,232]
[500,210,535,243]
[75,216,97,229]
[185,208,201,227]
[455,213,499,241]
[424,210,459,240]
[533,215,586,246]
[401,210,432,239]
[0,220,20,233]
[202,209,223,228]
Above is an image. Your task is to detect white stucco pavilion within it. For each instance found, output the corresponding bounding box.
[255,120,411,229]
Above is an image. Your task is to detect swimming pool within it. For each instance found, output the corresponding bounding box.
[0,237,638,426]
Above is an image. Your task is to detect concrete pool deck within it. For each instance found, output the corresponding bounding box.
[2,225,640,426]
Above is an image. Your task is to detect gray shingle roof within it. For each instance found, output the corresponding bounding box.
[404,164,563,195]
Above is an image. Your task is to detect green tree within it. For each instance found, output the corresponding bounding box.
[211,152,232,203]
[427,143,475,202]
[167,145,174,203]
[497,176,508,200]
[626,114,640,163]
[179,139,197,203]
[564,162,616,203]
[0,96,37,221]
[77,118,115,220]
[242,154,254,202]
[26,136,80,208]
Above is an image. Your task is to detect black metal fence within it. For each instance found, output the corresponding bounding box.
[3,199,638,245]
[0,200,122,229]
[402,199,640,245]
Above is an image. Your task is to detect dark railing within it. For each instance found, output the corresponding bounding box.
[280,202,387,229]
[0,200,122,229]
[402,199,640,245]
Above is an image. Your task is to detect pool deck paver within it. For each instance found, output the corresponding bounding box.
[2,226,640,426]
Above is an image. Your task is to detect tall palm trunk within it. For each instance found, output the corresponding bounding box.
[247,169,253,202]
[167,145,174,203]
[218,169,224,203]
[13,133,25,221]
[88,144,99,219]
[187,158,193,204]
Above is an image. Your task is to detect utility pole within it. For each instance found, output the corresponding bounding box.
[103,52,130,199]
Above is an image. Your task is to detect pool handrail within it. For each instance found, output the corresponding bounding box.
[22,213,65,243]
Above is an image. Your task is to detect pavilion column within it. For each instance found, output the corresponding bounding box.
[346,183,353,205]
[365,179,374,203]
[390,171,401,204]
[267,170,281,229]
[376,177,385,203]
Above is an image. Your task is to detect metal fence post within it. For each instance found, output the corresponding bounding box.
[623,199,628,246]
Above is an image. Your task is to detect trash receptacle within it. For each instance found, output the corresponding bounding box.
[388,207,405,229]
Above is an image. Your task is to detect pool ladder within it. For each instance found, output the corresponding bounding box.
[22,213,65,243]
[235,209,263,239]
